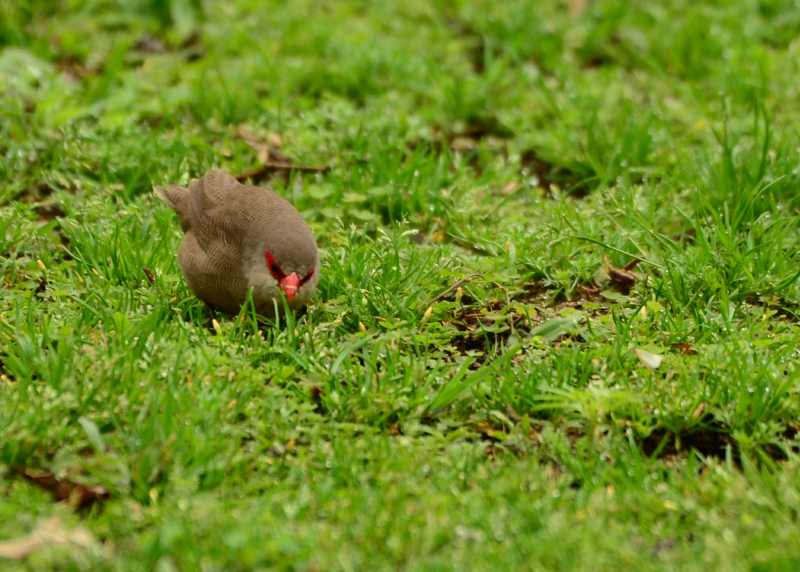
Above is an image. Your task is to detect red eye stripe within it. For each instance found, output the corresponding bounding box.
[301,268,315,284]
[264,250,285,279]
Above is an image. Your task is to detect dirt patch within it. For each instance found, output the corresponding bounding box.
[411,131,600,197]
[0,356,13,382]
[34,274,48,297]
[15,183,73,260]
[18,180,55,203]
[444,280,608,359]
[179,32,206,62]
[406,116,607,198]
[642,421,733,460]
[54,224,72,257]
[520,149,595,197]
[131,31,205,63]
[671,228,697,245]
[578,32,624,70]
[310,385,326,415]
[32,202,65,221]
[581,51,615,70]
[133,34,167,54]
[54,54,101,82]
[442,295,530,361]
[32,208,73,260]
[642,418,798,464]
[745,293,800,322]
[407,114,512,167]
[430,273,482,304]
[513,280,607,312]
[449,115,513,142]
[444,233,497,256]
[443,16,498,74]
[488,413,795,467]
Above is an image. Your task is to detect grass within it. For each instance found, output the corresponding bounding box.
[2,0,800,569]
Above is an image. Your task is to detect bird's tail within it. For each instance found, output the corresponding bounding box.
[154,184,191,230]
[154,184,183,207]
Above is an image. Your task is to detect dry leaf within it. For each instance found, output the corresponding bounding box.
[500,181,520,195]
[21,468,109,509]
[604,256,639,293]
[0,517,97,560]
[142,267,156,285]
[431,230,446,243]
[422,306,433,321]
[672,342,698,355]
[474,421,504,441]
[634,348,663,369]
[55,55,97,82]
[235,125,327,182]
[237,125,279,164]
[133,34,166,54]
[430,272,481,304]
[236,160,329,182]
[450,136,477,151]
[568,0,589,17]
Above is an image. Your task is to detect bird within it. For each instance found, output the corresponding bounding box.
[155,169,319,315]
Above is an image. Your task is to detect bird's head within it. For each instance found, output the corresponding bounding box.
[237,189,320,312]
[264,248,316,301]
[254,214,319,306]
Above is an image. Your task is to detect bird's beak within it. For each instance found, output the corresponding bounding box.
[279,273,300,301]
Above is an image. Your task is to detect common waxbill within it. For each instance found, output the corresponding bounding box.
[155,169,319,315]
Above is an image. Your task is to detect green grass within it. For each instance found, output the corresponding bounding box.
[2,0,800,569]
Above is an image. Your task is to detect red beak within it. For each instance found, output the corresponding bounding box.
[279,272,300,301]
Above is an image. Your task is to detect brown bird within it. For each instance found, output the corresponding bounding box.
[155,169,319,315]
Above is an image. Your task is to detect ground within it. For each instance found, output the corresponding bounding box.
[2,0,800,570]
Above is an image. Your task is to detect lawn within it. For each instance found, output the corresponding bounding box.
[2,0,800,569]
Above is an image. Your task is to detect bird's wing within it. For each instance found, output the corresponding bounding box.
[178,231,248,312]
